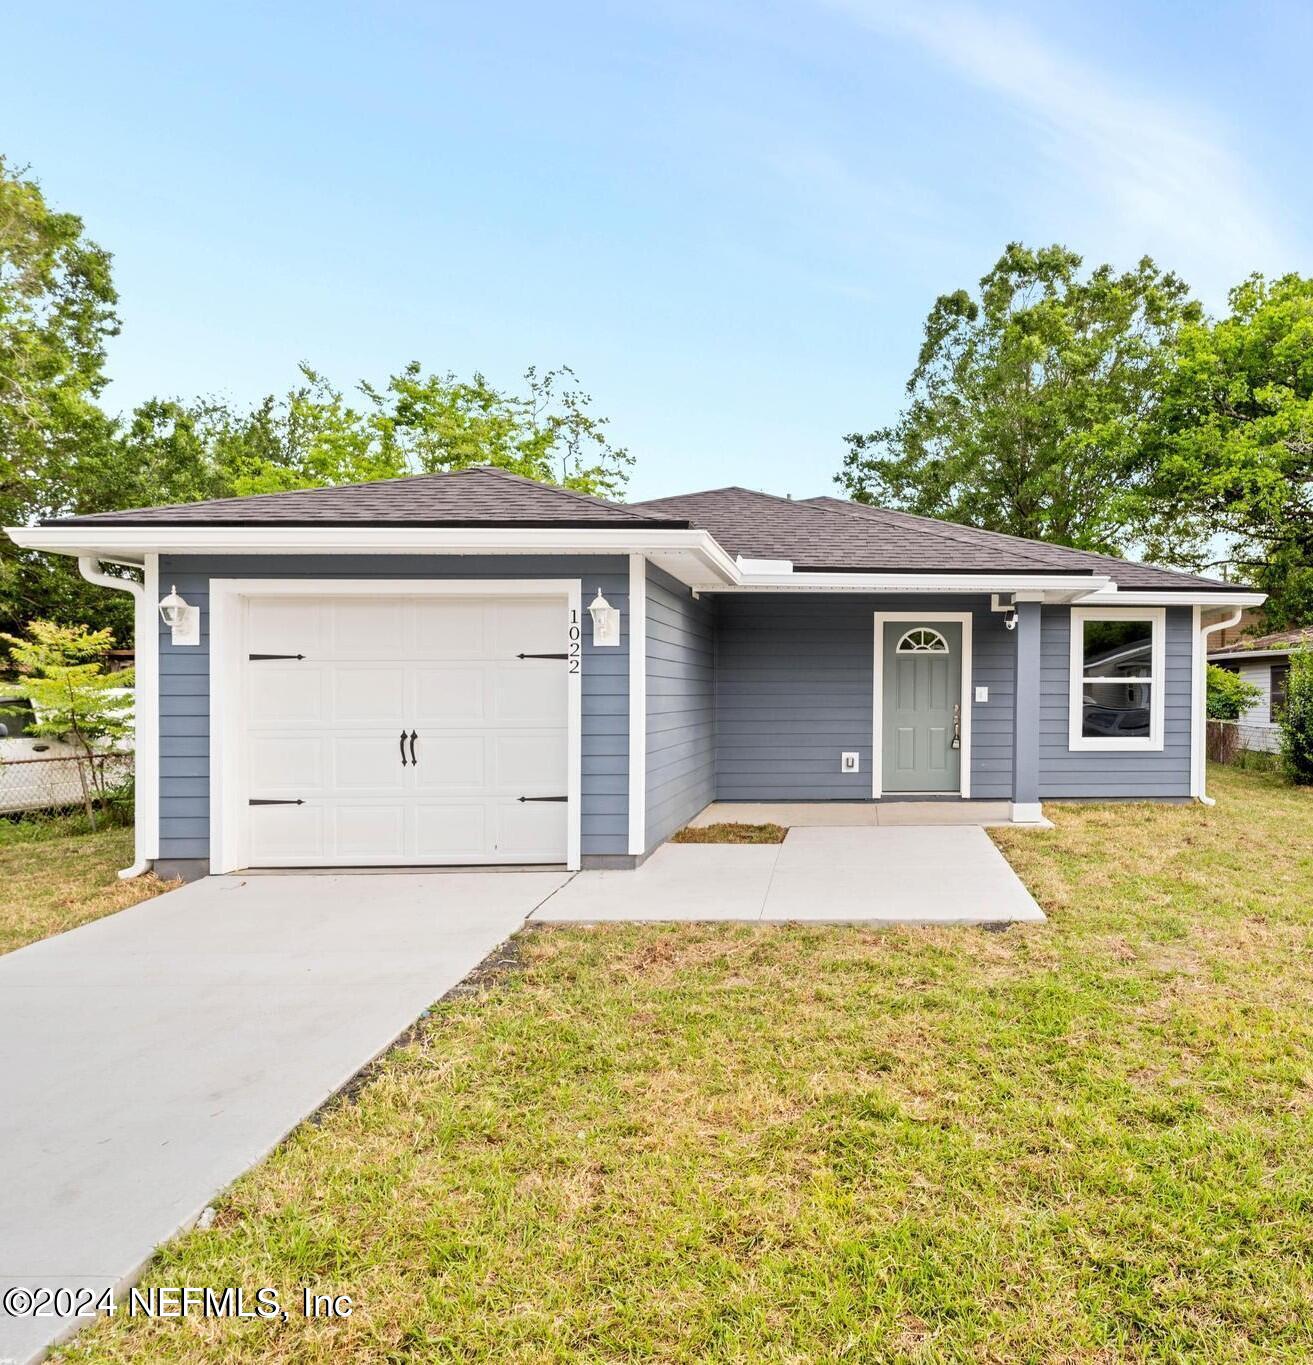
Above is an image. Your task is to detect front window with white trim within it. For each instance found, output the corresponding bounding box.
[1069,607,1165,750]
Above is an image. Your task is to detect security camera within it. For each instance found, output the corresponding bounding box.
[1004,610,1018,631]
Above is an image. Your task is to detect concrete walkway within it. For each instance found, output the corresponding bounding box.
[0,870,568,1365]
[534,827,1045,925]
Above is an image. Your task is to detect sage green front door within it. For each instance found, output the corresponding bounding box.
[881,622,962,793]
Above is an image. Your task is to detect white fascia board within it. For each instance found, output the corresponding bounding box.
[1080,588,1267,608]
[5,525,741,588]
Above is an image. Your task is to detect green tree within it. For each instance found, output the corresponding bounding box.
[1279,649,1313,784]
[0,158,119,633]
[0,620,133,825]
[1206,664,1261,720]
[838,243,1200,551]
[1137,274,1313,627]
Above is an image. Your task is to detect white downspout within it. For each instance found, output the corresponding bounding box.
[1196,607,1244,807]
[77,555,159,878]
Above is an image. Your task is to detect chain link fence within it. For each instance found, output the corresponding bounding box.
[0,752,134,819]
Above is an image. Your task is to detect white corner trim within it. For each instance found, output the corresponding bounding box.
[872,611,973,800]
[627,554,647,855]
[1068,605,1166,753]
[1194,606,1244,803]
[207,577,584,874]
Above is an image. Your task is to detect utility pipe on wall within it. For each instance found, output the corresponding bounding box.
[77,556,159,878]
[1197,607,1244,807]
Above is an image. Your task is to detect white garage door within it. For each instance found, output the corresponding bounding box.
[240,594,570,866]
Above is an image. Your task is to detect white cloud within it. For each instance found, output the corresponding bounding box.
[825,0,1295,302]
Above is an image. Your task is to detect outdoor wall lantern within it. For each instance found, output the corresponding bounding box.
[588,588,620,647]
[158,584,200,646]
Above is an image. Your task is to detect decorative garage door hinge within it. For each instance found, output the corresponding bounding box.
[516,652,568,660]
[248,798,305,806]
[518,795,567,802]
[248,653,305,661]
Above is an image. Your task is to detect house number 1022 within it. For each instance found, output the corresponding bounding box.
[568,610,581,673]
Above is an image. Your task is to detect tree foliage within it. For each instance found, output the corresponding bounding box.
[0,619,133,824]
[1137,274,1313,628]
[839,243,1200,552]
[1205,664,1262,721]
[1279,649,1313,785]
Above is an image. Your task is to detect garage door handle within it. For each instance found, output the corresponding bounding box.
[517,652,568,660]
[518,795,567,802]
[399,730,409,767]
[408,730,418,766]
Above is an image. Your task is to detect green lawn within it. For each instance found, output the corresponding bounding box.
[0,815,171,955]
[64,766,1313,1362]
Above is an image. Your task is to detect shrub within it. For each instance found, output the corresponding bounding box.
[1207,664,1262,720]
[1279,649,1313,785]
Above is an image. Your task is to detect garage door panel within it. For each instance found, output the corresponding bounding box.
[249,736,325,793]
[498,799,568,858]
[330,666,405,725]
[491,599,564,657]
[327,599,406,658]
[331,736,408,791]
[412,600,486,657]
[493,663,568,724]
[249,804,326,863]
[412,666,486,723]
[412,802,488,857]
[409,735,486,790]
[333,804,407,858]
[247,666,326,725]
[495,732,567,790]
[247,599,327,658]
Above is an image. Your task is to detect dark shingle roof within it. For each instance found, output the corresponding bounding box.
[628,487,1236,591]
[1211,625,1313,655]
[45,466,689,528]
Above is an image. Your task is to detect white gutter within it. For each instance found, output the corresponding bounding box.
[1082,587,1266,609]
[77,556,159,878]
[1194,607,1245,807]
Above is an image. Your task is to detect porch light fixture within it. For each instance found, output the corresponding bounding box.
[158,584,200,646]
[588,588,620,647]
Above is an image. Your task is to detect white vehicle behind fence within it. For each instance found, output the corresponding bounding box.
[0,692,134,816]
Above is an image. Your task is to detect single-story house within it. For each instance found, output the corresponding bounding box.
[8,469,1263,880]
[1209,625,1312,753]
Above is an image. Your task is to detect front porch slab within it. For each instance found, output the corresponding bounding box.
[688,800,1052,829]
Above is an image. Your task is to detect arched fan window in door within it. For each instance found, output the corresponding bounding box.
[895,627,950,654]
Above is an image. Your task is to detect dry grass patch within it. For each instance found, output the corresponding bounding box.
[0,817,174,955]
[62,765,1313,1362]
[670,821,787,844]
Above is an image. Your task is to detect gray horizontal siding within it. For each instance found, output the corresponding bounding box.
[157,554,629,862]
[1038,605,1193,798]
[645,566,716,848]
[713,594,1014,801]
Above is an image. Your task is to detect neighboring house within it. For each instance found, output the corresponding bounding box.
[1209,625,1313,754]
[8,469,1263,880]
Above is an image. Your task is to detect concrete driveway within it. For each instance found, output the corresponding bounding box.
[0,870,568,1365]
[534,826,1045,924]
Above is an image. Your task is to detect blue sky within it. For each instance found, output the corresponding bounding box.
[6,1,1310,501]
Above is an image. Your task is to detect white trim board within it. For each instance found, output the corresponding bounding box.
[627,554,647,855]
[207,578,583,874]
[872,611,973,800]
[1068,605,1166,753]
